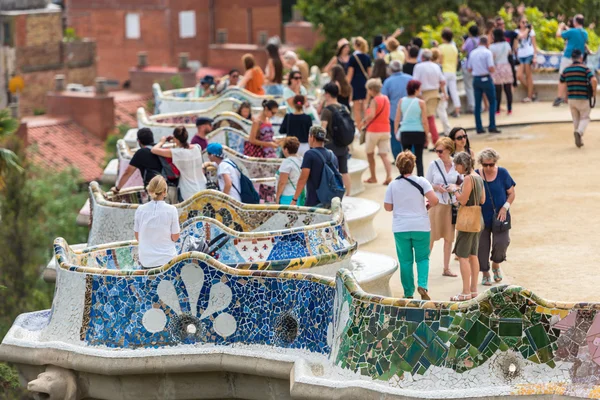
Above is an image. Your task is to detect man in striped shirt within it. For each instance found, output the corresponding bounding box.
[559,49,597,147]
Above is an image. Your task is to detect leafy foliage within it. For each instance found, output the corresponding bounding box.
[418,12,476,50]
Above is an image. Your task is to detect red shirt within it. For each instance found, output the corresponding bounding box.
[367,94,390,133]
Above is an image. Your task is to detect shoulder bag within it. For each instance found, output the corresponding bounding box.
[482,170,511,233]
[361,97,384,144]
[353,53,369,79]
[456,175,482,233]
[434,161,458,225]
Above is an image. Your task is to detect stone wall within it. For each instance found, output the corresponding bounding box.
[0,0,48,11]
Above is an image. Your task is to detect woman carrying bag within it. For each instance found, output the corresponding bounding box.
[449,151,485,301]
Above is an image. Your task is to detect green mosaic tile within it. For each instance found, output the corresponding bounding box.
[526,324,550,351]
[403,341,425,365]
[414,322,436,345]
[465,321,491,348]
[423,338,447,365]
[499,319,523,337]
[537,345,553,363]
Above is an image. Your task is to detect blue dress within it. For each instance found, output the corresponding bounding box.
[348,52,371,101]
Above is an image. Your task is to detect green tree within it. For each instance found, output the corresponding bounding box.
[0,109,22,180]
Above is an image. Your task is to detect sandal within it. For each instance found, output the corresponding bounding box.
[471,292,479,299]
[418,287,431,301]
[364,177,378,184]
[522,97,532,103]
[482,275,492,286]
[442,268,458,277]
[492,267,503,283]
[450,293,471,301]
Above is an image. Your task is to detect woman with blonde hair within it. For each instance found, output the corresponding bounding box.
[384,37,407,65]
[238,53,265,95]
[426,137,460,277]
[346,36,372,131]
[362,78,392,185]
[384,150,439,300]
[133,175,180,269]
[449,151,485,301]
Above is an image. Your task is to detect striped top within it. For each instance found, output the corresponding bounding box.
[560,62,593,99]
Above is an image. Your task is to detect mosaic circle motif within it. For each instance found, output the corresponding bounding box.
[142,308,167,333]
[213,313,236,338]
[274,312,299,344]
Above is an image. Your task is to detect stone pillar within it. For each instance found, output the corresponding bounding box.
[178,53,189,69]
[9,102,18,119]
[137,51,148,68]
[55,74,66,92]
[95,77,107,95]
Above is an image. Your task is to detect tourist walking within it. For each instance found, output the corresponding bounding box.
[324,38,351,74]
[426,137,460,278]
[438,28,461,117]
[134,175,180,269]
[320,82,353,194]
[279,94,312,155]
[403,46,419,76]
[371,59,389,83]
[384,37,406,65]
[462,25,480,113]
[329,64,352,109]
[291,126,343,208]
[514,16,537,102]
[264,43,284,96]
[283,70,308,113]
[431,48,452,136]
[245,99,280,158]
[205,143,242,202]
[413,49,446,146]
[346,36,372,131]
[475,148,515,286]
[191,117,213,150]
[494,16,518,88]
[559,49,597,147]
[275,137,303,205]
[554,14,588,106]
[467,36,501,134]
[394,80,428,176]
[490,28,514,115]
[238,54,265,96]
[450,152,485,301]
[151,127,207,201]
[382,60,412,159]
[449,127,475,158]
[384,150,439,300]
[362,78,393,185]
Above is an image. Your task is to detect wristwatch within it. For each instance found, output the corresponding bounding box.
[292,198,298,202]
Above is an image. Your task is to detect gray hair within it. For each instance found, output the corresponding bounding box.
[479,36,489,46]
[389,60,403,72]
[366,78,383,93]
[454,152,474,174]
[477,148,500,165]
[421,49,433,61]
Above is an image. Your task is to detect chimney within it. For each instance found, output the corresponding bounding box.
[178,52,189,69]
[9,102,19,119]
[95,77,107,95]
[55,74,66,92]
[137,52,148,68]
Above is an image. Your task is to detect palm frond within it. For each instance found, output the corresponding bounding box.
[0,109,19,137]
[0,148,23,173]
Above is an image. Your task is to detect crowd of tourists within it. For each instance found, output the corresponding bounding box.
[121,11,600,295]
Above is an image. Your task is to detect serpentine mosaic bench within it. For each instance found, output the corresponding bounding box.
[5,257,600,399]
[154,83,281,114]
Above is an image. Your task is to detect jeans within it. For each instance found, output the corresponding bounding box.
[389,119,402,160]
[462,67,475,111]
[473,76,497,132]
[394,231,431,297]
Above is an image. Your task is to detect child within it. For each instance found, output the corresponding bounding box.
[275,137,304,205]
[279,94,312,155]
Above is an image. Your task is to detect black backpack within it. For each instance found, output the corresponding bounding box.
[225,160,260,204]
[327,105,355,147]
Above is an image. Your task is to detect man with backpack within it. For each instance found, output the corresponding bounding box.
[206,143,260,203]
[291,126,345,208]
[320,82,354,195]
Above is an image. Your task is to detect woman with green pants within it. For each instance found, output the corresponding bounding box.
[384,150,439,300]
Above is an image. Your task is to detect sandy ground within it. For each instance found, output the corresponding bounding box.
[353,119,600,302]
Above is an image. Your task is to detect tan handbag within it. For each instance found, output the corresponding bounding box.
[456,175,482,233]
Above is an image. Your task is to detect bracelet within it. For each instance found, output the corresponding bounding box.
[292,198,298,202]
[503,202,510,210]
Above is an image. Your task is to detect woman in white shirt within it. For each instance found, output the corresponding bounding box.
[426,137,460,278]
[515,17,538,102]
[152,126,207,201]
[384,151,439,300]
[276,137,303,205]
[134,176,180,269]
[490,28,514,114]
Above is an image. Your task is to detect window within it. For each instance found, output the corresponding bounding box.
[2,22,12,46]
[216,29,228,44]
[179,11,196,38]
[125,13,141,39]
[258,31,268,46]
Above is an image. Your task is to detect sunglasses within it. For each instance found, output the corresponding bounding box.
[291,76,302,80]
[231,74,239,78]
[455,135,467,140]
[482,163,496,167]
[435,149,444,154]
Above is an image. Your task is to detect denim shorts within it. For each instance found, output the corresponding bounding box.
[518,55,534,65]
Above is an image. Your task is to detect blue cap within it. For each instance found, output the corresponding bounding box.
[206,142,224,158]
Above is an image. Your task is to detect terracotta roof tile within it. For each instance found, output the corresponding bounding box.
[27,119,106,182]
[112,91,153,127]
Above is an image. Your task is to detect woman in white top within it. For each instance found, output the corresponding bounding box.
[490,28,514,115]
[152,126,207,201]
[425,137,460,278]
[276,137,303,205]
[134,176,180,269]
[514,16,537,102]
[384,151,439,300]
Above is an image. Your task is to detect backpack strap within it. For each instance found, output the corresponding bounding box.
[396,175,424,196]
[224,159,242,195]
[313,148,336,167]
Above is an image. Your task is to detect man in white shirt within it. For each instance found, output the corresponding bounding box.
[205,143,242,202]
[413,49,446,146]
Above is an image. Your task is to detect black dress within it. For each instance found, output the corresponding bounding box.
[348,52,371,100]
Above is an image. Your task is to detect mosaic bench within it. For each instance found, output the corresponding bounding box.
[154,83,281,114]
[100,158,118,186]
[5,258,600,399]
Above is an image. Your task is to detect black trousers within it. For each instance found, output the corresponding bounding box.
[400,131,425,176]
[495,84,513,112]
